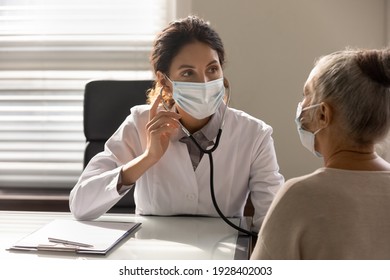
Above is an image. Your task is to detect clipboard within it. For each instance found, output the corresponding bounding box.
[8,219,141,255]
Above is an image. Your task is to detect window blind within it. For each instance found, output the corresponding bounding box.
[0,0,173,188]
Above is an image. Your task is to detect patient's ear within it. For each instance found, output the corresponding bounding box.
[318,102,332,127]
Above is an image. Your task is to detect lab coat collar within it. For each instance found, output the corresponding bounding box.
[167,102,226,142]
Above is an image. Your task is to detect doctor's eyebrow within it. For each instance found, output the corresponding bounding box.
[178,64,195,70]
[206,59,219,67]
[177,59,220,70]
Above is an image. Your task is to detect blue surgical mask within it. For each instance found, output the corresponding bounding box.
[166,76,225,120]
[295,102,323,157]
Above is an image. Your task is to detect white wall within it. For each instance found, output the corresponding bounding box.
[180,0,389,180]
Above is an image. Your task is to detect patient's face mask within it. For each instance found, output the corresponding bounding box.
[166,76,225,120]
[295,102,323,158]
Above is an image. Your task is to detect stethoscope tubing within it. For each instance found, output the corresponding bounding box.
[159,82,257,237]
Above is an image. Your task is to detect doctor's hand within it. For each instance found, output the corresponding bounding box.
[120,95,181,187]
[145,94,181,163]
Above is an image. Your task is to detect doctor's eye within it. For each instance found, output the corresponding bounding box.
[181,70,194,77]
[207,66,220,74]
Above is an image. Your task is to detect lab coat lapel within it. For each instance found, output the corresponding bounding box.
[195,151,209,177]
[174,141,198,184]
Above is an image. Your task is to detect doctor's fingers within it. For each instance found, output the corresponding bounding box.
[148,123,177,140]
[146,111,181,131]
[149,94,161,121]
[146,111,181,129]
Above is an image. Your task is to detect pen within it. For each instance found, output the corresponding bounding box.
[48,237,94,248]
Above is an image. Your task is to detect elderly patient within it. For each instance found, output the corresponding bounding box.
[251,48,390,260]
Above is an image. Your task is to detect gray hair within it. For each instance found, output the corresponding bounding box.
[310,48,390,145]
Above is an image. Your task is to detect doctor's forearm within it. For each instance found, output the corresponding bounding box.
[119,152,158,189]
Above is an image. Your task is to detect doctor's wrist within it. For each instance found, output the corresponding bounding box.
[120,153,158,187]
[116,172,133,194]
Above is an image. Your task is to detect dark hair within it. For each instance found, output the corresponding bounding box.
[150,15,225,76]
[146,15,226,105]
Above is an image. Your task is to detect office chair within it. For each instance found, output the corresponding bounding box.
[83,80,153,213]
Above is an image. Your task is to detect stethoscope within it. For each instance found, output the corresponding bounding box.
[160,79,258,237]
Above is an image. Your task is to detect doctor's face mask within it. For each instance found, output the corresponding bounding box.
[295,102,323,157]
[165,76,225,120]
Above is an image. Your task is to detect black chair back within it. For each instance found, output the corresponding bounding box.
[83,80,153,212]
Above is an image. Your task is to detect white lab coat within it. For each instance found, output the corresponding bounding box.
[69,104,284,231]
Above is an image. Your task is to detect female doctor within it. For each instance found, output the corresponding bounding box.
[69,15,284,232]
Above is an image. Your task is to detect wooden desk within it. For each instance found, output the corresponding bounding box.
[0,211,252,260]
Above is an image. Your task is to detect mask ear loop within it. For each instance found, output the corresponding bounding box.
[299,102,323,131]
